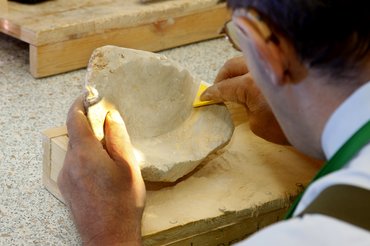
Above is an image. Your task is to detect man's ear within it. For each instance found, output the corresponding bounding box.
[262,40,286,85]
[235,17,306,85]
[265,34,308,85]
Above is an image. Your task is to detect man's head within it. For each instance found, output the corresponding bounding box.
[227,0,370,79]
[226,0,370,159]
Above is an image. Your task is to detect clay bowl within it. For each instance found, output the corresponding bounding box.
[85,46,234,182]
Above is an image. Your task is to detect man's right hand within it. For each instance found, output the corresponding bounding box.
[57,97,145,246]
[201,56,289,145]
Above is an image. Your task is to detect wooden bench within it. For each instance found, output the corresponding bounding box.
[0,0,230,77]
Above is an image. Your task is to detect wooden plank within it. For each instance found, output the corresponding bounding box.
[1,0,225,46]
[142,200,289,246]
[42,126,68,139]
[0,0,7,12]
[42,130,291,245]
[29,4,229,77]
[42,126,67,202]
[50,135,68,181]
[1,0,230,77]
[159,208,287,246]
[42,104,321,244]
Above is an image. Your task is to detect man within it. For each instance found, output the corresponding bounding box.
[58,0,370,245]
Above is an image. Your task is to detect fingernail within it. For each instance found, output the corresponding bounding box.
[108,110,124,124]
[200,91,211,101]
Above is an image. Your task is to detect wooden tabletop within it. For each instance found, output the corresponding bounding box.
[0,0,223,45]
[42,103,322,245]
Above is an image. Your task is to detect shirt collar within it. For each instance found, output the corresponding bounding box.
[322,81,370,159]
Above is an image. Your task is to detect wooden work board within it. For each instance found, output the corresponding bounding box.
[0,0,230,78]
[42,103,321,245]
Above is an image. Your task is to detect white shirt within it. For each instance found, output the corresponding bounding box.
[237,82,370,246]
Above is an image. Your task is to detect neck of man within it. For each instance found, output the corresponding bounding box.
[295,59,370,159]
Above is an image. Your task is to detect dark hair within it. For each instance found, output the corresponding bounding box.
[227,0,370,78]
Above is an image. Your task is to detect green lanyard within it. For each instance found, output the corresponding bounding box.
[285,120,370,219]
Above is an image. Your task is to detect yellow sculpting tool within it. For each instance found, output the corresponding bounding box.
[193,81,221,108]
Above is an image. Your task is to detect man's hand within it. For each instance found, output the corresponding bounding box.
[201,56,289,145]
[57,97,145,246]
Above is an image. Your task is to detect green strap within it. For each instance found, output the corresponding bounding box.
[285,120,370,218]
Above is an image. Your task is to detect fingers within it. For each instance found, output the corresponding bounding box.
[201,56,250,103]
[214,56,248,83]
[201,74,253,104]
[104,110,136,165]
[66,96,97,147]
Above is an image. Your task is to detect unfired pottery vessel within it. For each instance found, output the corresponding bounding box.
[85,46,234,182]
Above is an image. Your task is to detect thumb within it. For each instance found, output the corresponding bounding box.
[201,74,252,104]
[104,110,136,165]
